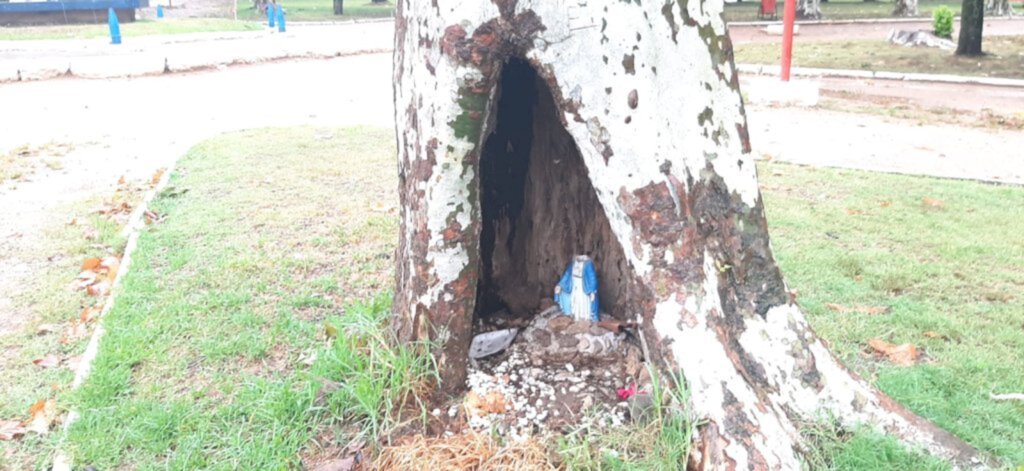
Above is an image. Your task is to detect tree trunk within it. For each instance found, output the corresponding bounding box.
[986,0,1013,15]
[892,0,918,16]
[333,0,343,15]
[797,0,823,18]
[392,0,986,468]
[957,0,985,55]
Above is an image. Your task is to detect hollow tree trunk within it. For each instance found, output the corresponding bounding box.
[957,0,985,55]
[391,0,986,468]
[892,0,918,16]
[797,0,823,18]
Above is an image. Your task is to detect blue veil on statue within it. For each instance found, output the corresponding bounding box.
[554,255,599,322]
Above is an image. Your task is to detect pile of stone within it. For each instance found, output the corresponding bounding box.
[461,307,649,440]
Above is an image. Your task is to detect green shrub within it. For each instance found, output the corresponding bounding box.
[932,6,954,38]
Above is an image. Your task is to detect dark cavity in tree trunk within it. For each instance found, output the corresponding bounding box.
[476,59,636,322]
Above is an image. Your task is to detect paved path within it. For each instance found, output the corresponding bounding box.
[814,75,1024,113]
[745,103,1024,185]
[0,22,393,81]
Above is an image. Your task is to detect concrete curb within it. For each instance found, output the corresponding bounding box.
[289,17,394,25]
[729,15,1018,27]
[51,152,183,471]
[0,46,393,83]
[736,63,1024,88]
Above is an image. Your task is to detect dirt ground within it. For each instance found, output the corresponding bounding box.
[811,75,1024,112]
[729,17,1024,44]
[1,51,1022,341]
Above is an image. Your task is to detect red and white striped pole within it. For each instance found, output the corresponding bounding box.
[780,0,796,81]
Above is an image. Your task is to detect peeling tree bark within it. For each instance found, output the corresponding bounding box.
[797,0,823,19]
[986,0,1014,16]
[392,0,987,468]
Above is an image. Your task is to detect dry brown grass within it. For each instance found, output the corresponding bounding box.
[375,433,557,471]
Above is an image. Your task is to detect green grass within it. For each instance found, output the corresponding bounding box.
[801,421,951,470]
[723,0,964,22]
[557,368,696,470]
[236,0,393,22]
[42,127,1024,469]
[761,161,1024,466]
[61,127,433,469]
[0,18,262,41]
[734,35,1024,79]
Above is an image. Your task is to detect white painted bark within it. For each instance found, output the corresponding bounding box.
[392,0,986,468]
[893,0,919,16]
[797,0,823,19]
[986,0,1014,16]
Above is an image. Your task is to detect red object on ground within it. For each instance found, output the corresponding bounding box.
[759,0,778,19]
[617,383,638,400]
[781,0,797,81]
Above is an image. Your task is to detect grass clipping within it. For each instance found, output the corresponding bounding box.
[375,433,555,471]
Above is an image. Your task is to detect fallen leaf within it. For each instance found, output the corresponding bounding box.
[81,257,101,271]
[844,208,863,215]
[61,321,90,344]
[25,399,57,435]
[36,323,59,335]
[75,270,97,285]
[922,197,945,209]
[879,201,892,208]
[99,256,120,281]
[117,175,126,185]
[923,331,941,338]
[67,217,78,226]
[80,306,101,323]
[324,322,338,339]
[0,420,26,441]
[464,390,506,416]
[867,339,919,366]
[87,280,110,297]
[151,168,166,185]
[143,210,165,225]
[33,355,62,369]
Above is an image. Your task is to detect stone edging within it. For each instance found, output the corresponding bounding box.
[51,155,183,471]
[736,63,1024,88]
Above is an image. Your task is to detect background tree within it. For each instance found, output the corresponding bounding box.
[957,0,985,55]
[392,0,986,467]
[798,0,823,18]
[986,0,1014,15]
[893,0,919,16]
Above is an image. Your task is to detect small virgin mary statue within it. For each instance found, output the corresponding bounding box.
[554,255,599,322]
